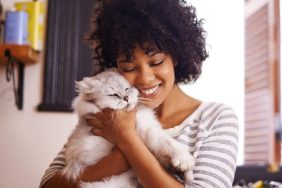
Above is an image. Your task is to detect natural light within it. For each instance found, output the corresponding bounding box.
[180,0,245,164]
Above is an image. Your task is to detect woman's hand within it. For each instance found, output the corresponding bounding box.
[86,109,137,144]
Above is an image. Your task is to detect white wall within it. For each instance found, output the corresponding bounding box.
[0,1,77,188]
[0,1,244,188]
[181,0,245,164]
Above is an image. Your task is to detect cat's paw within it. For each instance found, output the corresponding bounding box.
[184,169,194,183]
[171,151,195,183]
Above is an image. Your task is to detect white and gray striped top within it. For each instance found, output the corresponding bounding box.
[39,102,239,188]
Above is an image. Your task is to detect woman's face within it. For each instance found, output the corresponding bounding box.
[117,46,175,108]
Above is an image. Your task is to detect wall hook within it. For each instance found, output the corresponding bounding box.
[4,49,24,110]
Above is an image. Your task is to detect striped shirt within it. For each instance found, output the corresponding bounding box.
[39,102,238,188]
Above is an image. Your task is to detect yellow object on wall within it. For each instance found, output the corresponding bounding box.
[15,1,46,51]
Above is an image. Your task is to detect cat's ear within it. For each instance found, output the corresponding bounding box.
[75,77,100,94]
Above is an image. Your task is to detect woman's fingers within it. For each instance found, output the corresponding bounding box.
[90,128,103,136]
[94,109,113,121]
[86,116,104,129]
[85,110,115,131]
[83,113,96,120]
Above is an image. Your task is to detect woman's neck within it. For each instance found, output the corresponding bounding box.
[156,85,201,129]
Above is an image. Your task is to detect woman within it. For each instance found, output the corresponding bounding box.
[40,0,238,187]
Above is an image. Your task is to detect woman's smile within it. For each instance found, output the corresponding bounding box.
[139,84,161,97]
[117,46,175,108]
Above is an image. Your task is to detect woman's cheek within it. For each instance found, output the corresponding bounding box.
[122,73,136,86]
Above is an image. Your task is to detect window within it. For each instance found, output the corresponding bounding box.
[38,0,96,112]
[245,0,281,165]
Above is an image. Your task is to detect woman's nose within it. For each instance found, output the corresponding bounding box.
[137,67,155,84]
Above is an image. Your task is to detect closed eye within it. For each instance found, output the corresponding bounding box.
[121,67,136,72]
[108,94,120,98]
[151,61,164,67]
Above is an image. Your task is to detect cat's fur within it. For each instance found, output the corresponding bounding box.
[61,69,195,188]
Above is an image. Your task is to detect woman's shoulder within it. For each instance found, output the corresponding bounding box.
[165,101,238,137]
[198,101,239,131]
[182,101,237,122]
[199,101,237,117]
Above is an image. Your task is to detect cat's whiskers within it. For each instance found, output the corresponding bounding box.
[138,99,152,103]
[138,97,153,101]
[138,97,154,103]
[138,98,155,106]
[137,97,154,105]
[138,97,152,100]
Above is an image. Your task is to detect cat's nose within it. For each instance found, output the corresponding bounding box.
[124,96,129,102]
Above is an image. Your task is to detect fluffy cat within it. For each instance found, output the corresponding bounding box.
[61,68,195,188]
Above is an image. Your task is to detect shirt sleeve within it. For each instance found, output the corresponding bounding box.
[39,145,67,188]
[186,105,239,188]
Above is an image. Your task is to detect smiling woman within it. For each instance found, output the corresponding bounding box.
[39,0,239,188]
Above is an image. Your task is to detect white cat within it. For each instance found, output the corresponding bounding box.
[61,68,195,188]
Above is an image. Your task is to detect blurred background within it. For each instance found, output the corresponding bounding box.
[0,0,281,187]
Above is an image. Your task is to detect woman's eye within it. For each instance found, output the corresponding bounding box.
[151,61,164,67]
[122,67,136,72]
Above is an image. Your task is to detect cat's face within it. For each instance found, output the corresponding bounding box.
[76,70,139,111]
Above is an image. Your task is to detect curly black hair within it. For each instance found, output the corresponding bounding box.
[87,0,208,83]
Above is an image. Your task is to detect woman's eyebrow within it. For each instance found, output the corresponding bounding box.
[146,50,161,57]
[118,50,163,64]
[118,59,130,64]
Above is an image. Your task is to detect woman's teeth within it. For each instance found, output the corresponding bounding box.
[141,85,159,95]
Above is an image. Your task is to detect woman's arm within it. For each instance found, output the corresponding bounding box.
[117,130,185,188]
[40,147,130,188]
[41,173,78,188]
[89,109,186,188]
[184,104,239,188]
[119,104,238,188]
[80,147,130,182]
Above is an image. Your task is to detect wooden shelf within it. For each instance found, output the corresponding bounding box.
[0,44,39,64]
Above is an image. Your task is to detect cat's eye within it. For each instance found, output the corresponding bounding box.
[108,94,120,98]
[125,88,129,91]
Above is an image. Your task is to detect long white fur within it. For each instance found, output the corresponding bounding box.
[61,68,195,188]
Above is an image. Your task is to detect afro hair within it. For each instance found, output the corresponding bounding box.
[87,0,209,83]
